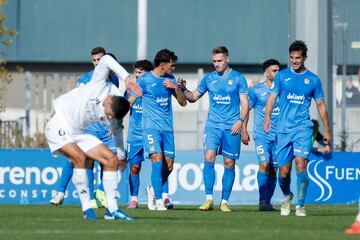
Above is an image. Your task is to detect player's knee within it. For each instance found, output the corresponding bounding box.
[71,152,86,167]
[104,154,118,170]
[130,164,141,175]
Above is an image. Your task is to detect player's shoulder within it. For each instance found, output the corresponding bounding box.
[78,70,94,85]
[251,81,266,91]
[304,69,321,82]
[163,73,176,81]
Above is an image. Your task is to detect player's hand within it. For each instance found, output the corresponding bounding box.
[163,79,178,90]
[241,130,250,145]
[118,160,127,172]
[177,78,187,90]
[263,116,272,133]
[231,120,242,135]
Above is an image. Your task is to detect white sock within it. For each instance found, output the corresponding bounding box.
[356,212,360,222]
[156,199,163,205]
[72,169,91,212]
[57,192,65,198]
[162,192,169,200]
[206,194,213,201]
[103,171,119,213]
[221,199,228,204]
[131,196,138,202]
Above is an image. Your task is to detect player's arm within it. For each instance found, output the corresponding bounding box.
[163,79,187,106]
[231,94,248,135]
[316,99,331,151]
[263,93,277,133]
[241,108,251,145]
[177,78,203,103]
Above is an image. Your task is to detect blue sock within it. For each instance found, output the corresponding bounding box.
[266,175,277,204]
[278,174,291,197]
[129,174,140,196]
[151,161,163,200]
[221,167,235,201]
[296,171,309,206]
[58,161,74,193]
[257,171,268,202]
[86,168,95,199]
[203,162,215,195]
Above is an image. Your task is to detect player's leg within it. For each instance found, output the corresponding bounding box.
[127,145,143,209]
[199,127,221,211]
[45,115,96,219]
[162,131,175,209]
[50,160,74,205]
[276,132,295,216]
[293,128,312,217]
[219,129,240,212]
[266,141,278,208]
[85,143,133,221]
[85,158,98,208]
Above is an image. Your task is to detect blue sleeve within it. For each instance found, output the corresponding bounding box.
[196,75,208,94]
[248,87,256,109]
[313,77,324,101]
[238,74,248,94]
[271,72,281,94]
[77,71,93,86]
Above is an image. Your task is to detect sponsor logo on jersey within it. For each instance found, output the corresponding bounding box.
[228,79,233,85]
[156,97,169,106]
[287,93,305,104]
[132,103,142,113]
[304,78,310,84]
[213,94,231,104]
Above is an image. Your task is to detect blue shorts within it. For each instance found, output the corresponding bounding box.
[254,137,278,167]
[203,127,240,160]
[126,143,144,165]
[143,129,175,159]
[276,128,312,167]
[85,124,117,153]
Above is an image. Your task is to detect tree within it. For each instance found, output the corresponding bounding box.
[0,0,18,112]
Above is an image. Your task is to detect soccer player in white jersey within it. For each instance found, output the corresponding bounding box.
[178,46,248,212]
[45,54,142,220]
[264,40,331,216]
[242,59,280,211]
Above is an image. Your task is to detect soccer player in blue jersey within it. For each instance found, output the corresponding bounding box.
[126,59,153,209]
[137,49,187,211]
[178,46,248,212]
[242,59,280,211]
[50,47,123,208]
[264,40,331,217]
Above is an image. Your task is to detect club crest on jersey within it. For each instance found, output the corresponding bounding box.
[227,79,233,85]
[304,78,310,84]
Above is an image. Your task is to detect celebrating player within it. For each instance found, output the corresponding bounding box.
[45,54,141,220]
[264,40,331,217]
[242,59,280,211]
[178,46,248,212]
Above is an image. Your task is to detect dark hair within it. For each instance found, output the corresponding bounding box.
[262,59,280,72]
[91,47,106,55]
[154,49,178,67]
[212,46,228,56]
[134,59,153,72]
[111,96,130,119]
[106,53,118,62]
[289,40,308,57]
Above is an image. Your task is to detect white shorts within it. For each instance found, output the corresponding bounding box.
[45,114,102,156]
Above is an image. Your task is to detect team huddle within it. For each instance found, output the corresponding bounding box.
[46,41,333,221]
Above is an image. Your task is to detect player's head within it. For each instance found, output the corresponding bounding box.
[212,46,229,73]
[311,119,319,133]
[134,59,153,79]
[262,59,280,81]
[103,95,130,120]
[91,47,106,67]
[289,40,307,71]
[154,49,177,74]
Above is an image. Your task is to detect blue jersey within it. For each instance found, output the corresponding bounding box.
[197,69,248,130]
[249,81,280,140]
[77,70,119,136]
[271,67,324,133]
[137,71,176,132]
[126,89,143,145]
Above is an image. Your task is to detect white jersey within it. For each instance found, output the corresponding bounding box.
[52,55,129,133]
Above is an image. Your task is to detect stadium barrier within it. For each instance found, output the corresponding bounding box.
[0,149,359,205]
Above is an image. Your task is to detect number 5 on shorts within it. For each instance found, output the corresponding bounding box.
[147,134,154,144]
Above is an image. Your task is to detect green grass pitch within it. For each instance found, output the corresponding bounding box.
[0,204,358,240]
